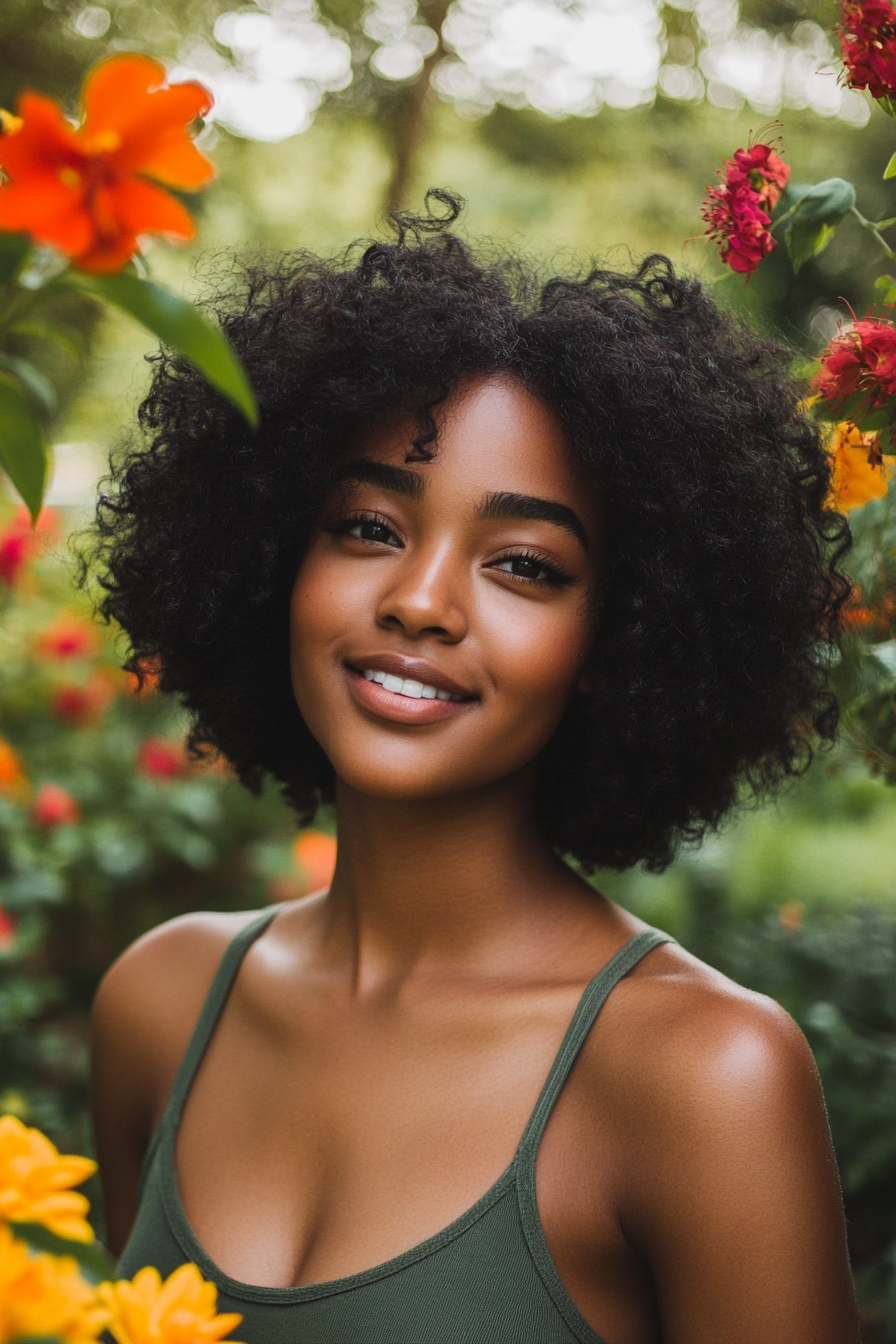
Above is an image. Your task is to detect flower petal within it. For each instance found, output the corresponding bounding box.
[109,176,196,239]
[80,53,169,132]
[81,54,213,189]
[0,91,83,176]
[0,179,96,255]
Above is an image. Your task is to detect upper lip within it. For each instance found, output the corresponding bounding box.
[346,653,476,698]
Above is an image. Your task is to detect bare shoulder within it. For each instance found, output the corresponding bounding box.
[94,908,263,1041]
[588,938,820,1130]
[92,908,267,1132]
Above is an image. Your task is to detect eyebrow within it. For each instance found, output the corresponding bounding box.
[334,459,424,501]
[334,463,589,551]
[478,491,589,551]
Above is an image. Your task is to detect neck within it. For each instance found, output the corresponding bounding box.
[321,771,577,984]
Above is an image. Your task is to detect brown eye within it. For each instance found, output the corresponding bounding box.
[500,556,546,580]
[349,519,393,543]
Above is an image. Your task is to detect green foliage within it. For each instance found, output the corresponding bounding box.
[0,375,47,521]
[0,505,300,1178]
[784,178,857,273]
[10,1221,115,1284]
[75,273,259,430]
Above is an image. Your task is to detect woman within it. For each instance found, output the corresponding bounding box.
[89,197,859,1343]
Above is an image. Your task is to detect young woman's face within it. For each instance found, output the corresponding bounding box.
[290,375,602,801]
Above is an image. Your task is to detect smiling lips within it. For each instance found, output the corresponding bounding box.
[345,661,475,725]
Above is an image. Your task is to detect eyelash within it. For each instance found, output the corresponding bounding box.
[327,512,574,587]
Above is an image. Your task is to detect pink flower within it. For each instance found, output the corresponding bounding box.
[702,143,791,274]
[816,317,896,408]
[837,0,896,100]
[31,782,81,827]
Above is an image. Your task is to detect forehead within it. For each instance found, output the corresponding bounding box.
[346,375,590,505]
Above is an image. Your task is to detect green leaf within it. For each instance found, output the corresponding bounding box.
[0,373,48,521]
[77,272,258,429]
[9,1221,116,1285]
[785,178,857,273]
[0,354,58,419]
[8,1336,67,1343]
[885,151,896,180]
[8,319,85,361]
[0,233,30,286]
[878,95,896,118]
[875,274,896,305]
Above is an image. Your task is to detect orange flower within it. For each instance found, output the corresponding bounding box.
[0,53,213,272]
[293,830,337,894]
[827,422,896,510]
[0,1224,108,1344]
[0,1113,96,1241]
[0,738,27,801]
[98,1264,244,1344]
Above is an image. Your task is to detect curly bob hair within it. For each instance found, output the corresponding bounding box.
[88,192,849,872]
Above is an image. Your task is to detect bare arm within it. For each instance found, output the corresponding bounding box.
[619,985,859,1344]
[90,911,254,1254]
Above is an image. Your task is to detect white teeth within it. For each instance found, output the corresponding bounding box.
[359,669,464,703]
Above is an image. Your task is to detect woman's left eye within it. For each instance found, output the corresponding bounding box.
[491,554,569,585]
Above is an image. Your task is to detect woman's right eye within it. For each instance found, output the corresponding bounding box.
[332,515,398,545]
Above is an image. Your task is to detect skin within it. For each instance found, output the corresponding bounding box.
[92,375,860,1344]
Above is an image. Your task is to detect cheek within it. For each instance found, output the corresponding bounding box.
[486,595,590,720]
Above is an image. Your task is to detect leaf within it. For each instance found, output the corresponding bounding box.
[885,151,896,181]
[8,1221,116,1285]
[0,372,48,521]
[0,233,30,286]
[76,272,258,428]
[0,354,58,418]
[785,178,857,273]
[8,319,85,361]
[875,274,896,305]
[878,95,896,118]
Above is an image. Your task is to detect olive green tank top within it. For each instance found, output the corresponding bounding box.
[118,907,671,1344]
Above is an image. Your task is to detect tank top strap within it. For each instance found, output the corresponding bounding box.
[517,927,672,1159]
[163,904,284,1131]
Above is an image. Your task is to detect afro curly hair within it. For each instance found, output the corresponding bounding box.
[87,191,850,873]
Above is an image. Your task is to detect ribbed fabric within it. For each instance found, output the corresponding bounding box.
[118,909,671,1344]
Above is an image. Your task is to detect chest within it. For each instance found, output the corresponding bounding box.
[169,978,659,1342]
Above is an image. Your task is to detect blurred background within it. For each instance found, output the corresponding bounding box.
[2,0,896,1335]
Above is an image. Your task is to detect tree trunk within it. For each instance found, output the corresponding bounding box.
[383,0,450,210]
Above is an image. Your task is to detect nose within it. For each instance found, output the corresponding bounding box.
[375,537,468,642]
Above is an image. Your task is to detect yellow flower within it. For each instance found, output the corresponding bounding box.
[0,1113,96,1241]
[99,1264,244,1344]
[0,1223,108,1343]
[827,421,896,511]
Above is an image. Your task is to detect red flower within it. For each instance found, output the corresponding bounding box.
[36,616,97,661]
[0,531,28,586]
[816,318,896,410]
[702,145,790,274]
[50,671,116,724]
[31,782,80,827]
[0,906,15,951]
[137,737,186,779]
[0,506,59,586]
[837,0,896,100]
[0,53,213,273]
